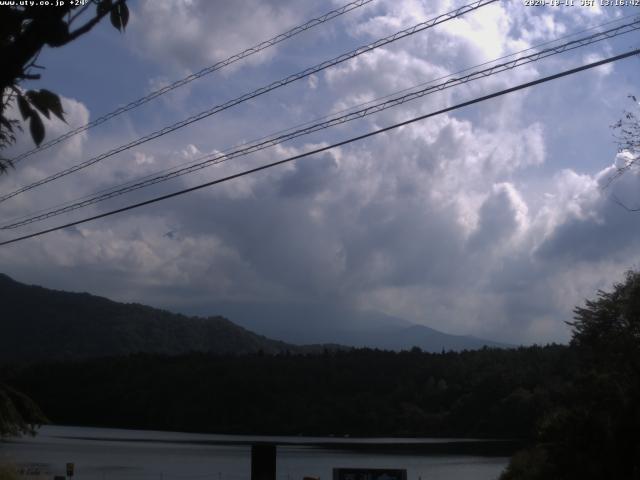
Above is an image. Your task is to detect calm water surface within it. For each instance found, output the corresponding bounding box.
[0,426,509,480]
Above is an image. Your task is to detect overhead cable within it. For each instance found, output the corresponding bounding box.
[0,0,498,204]
[8,0,377,165]
[4,18,639,229]
[2,47,638,247]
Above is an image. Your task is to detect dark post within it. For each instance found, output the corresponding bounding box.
[251,443,276,480]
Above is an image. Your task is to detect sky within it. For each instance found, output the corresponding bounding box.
[1,0,640,345]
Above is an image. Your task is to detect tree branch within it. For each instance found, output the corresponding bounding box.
[17,73,41,81]
[68,2,93,26]
[67,0,126,43]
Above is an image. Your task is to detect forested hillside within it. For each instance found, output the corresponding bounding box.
[3,270,638,479]
[0,273,299,360]
[6,345,572,438]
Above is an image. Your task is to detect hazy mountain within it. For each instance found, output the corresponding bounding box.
[345,324,510,351]
[0,274,509,362]
[0,274,299,362]
[184,301,511,351]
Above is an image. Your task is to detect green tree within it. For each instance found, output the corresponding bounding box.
[0,381,47,437]
[612,95,640,165]
[570,270,640,355]
[0,0,129,174]
[501,271,640,480]
[604,94,640,198]
[0,0,128,437]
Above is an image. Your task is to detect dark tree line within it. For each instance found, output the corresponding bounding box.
[2,272,640,477]
[4,344,574,439]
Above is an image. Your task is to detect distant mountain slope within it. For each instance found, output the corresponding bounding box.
[341,324,511,352]
[0,274,297,362]
[188,301,512,352]
[0,274,510,361]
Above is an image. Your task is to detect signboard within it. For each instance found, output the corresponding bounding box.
[333,468,407,480]
[15,463,52,478]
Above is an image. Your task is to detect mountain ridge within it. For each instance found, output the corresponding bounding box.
[0,274,509,361]
[0,273,302,361]
[187,300,512,351]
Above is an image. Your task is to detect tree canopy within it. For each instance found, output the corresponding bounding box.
[0,0,129,174]
[0,381,46,437]
[501,271,640,480]
[0,0,128,438]
[605,94,640,198]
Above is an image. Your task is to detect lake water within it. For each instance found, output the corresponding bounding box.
[0,426,509,480]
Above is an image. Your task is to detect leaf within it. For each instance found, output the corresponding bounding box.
[26,91,50,119]
[17,95,32,121]
[97,0,112,16]
[29,89,65,122]
[110,2,128,32]
[120,3,129,30]
[0,116,14,133]
[29,113,45,146]
[110,6,122,31]
[0,158,14,175]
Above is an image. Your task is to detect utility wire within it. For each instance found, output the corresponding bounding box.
[0,0,498,204]
[21,2,635,228]
[3,11,636,227]
[6,3,637,229]
[2,48,638,247]
[8,0,376,165]
[3,18,638,230]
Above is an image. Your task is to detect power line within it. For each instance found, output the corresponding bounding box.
[3,17,638,230]
[33,0,635,227]
[0,0,498,204]
[3,12,636,228]
[8,0,376,165]
[10,10,636,223]
[2,48,637,247]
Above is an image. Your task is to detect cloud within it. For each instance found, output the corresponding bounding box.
[0,95,90,217]
[535,164,640,264]
[469,182,529,251]
[1,0,637,347]
[277,151,339,197]
[583,52,614,76]
[132,0,307,72]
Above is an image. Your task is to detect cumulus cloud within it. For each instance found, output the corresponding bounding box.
[0,95,90,217]
[469,182,529,251]
[132,0,306,72]
[1,0,636,346]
